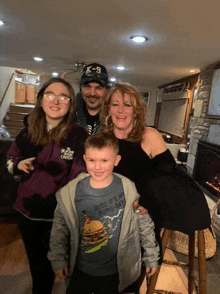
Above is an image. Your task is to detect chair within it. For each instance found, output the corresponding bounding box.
[146,228,207,294]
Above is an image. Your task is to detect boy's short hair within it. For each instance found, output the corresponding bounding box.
[84,132,119,154]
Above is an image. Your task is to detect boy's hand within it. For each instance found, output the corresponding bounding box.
[17,157,36,174]
[133,200,148,215]
[146,267,157,276]
[55,265,69,281]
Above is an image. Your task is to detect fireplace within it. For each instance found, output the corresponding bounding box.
[193,141,220,204]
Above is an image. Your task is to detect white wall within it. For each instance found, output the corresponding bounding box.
[137,86,157,127]
[145,88,157,126]
[0,66,16,124]
[40,74,80,96]
[66,79,80,95]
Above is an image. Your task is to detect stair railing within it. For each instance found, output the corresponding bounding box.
[0,73,15,108]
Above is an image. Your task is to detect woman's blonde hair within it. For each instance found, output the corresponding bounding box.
[100,83,147,142]
[28,78,76,145]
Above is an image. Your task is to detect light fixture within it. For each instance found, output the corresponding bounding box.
[33,56,43,62]
[110,77,116,82]
[190,69,196,73]
[52,72,59,77]
[130,36,148,43]
[0,20,5,26]
[117,66,125,71]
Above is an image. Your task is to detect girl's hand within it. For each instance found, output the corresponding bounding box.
[133,200,148,215]
[17,157,36,173]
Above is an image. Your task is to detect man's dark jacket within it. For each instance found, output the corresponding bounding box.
[76,92,100,135]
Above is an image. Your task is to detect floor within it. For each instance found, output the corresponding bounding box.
[0,219,219,294]
[0,220,65,294]
[173,240,220,294]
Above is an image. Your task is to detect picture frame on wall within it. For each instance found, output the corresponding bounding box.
[141,91,150,110]
[208,68,220,117]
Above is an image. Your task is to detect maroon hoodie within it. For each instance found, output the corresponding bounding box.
[7,124,88,220]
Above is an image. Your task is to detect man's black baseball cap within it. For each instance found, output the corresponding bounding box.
[80,63,108,86]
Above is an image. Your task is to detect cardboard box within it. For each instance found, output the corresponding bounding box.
[15,82,25,103]
[26,85,37,103]
[15,83,37,104]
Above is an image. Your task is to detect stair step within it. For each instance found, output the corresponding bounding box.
[9,103,35,114]
[6,112,28,121]
[4,103,35,138]
[4,120,24,128]
[6,127,23,138]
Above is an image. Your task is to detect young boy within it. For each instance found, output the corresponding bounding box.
[48,133,159,294]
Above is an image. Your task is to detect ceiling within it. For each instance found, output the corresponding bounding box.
[1,0,220,88]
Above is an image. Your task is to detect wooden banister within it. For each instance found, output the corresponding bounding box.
[0,73,15,108]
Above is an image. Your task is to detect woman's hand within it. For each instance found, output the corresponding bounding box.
[54,264,69,281]
[17,157,36,173]
[133,200,148,215]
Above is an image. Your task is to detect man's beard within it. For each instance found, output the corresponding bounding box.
[85,95,102,111]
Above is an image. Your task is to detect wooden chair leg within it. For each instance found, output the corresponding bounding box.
[146,229,170,294]
[188,233,195,294]
[146,229,207,294]
[198,230,206,294]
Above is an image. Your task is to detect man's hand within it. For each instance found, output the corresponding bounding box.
[17,157,36,173]
[133,199,148,215]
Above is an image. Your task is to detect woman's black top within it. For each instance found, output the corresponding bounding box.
[114,138,211,235]
[114,138,151,183]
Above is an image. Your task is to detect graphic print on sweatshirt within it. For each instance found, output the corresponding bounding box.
[61,147,74,160]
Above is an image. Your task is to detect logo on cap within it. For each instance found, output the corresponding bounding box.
[80,63,108,86]
[85,66,102,75]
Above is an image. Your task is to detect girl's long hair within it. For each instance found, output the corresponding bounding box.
[28,78,76,145]
[100,83,147,142]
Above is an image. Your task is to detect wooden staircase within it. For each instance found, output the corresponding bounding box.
[4,103,35,138]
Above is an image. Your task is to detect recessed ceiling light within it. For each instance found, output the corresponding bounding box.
[33,56,43,62]
[0,20,5,26]
[190,69,196,73]
[117,66,125,71]
[52,72,59,77]
[130,36,148,43]
[110,77,116,82]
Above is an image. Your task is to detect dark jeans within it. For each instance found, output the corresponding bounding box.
[67,270,139,294]
[17,214,54,294]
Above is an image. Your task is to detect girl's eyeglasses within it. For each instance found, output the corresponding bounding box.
[43,93,70,104]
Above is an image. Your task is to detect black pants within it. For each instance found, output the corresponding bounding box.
[67,270,139,294]
[17,214,54,294]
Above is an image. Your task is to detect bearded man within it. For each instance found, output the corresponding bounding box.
[76,63,109,135]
